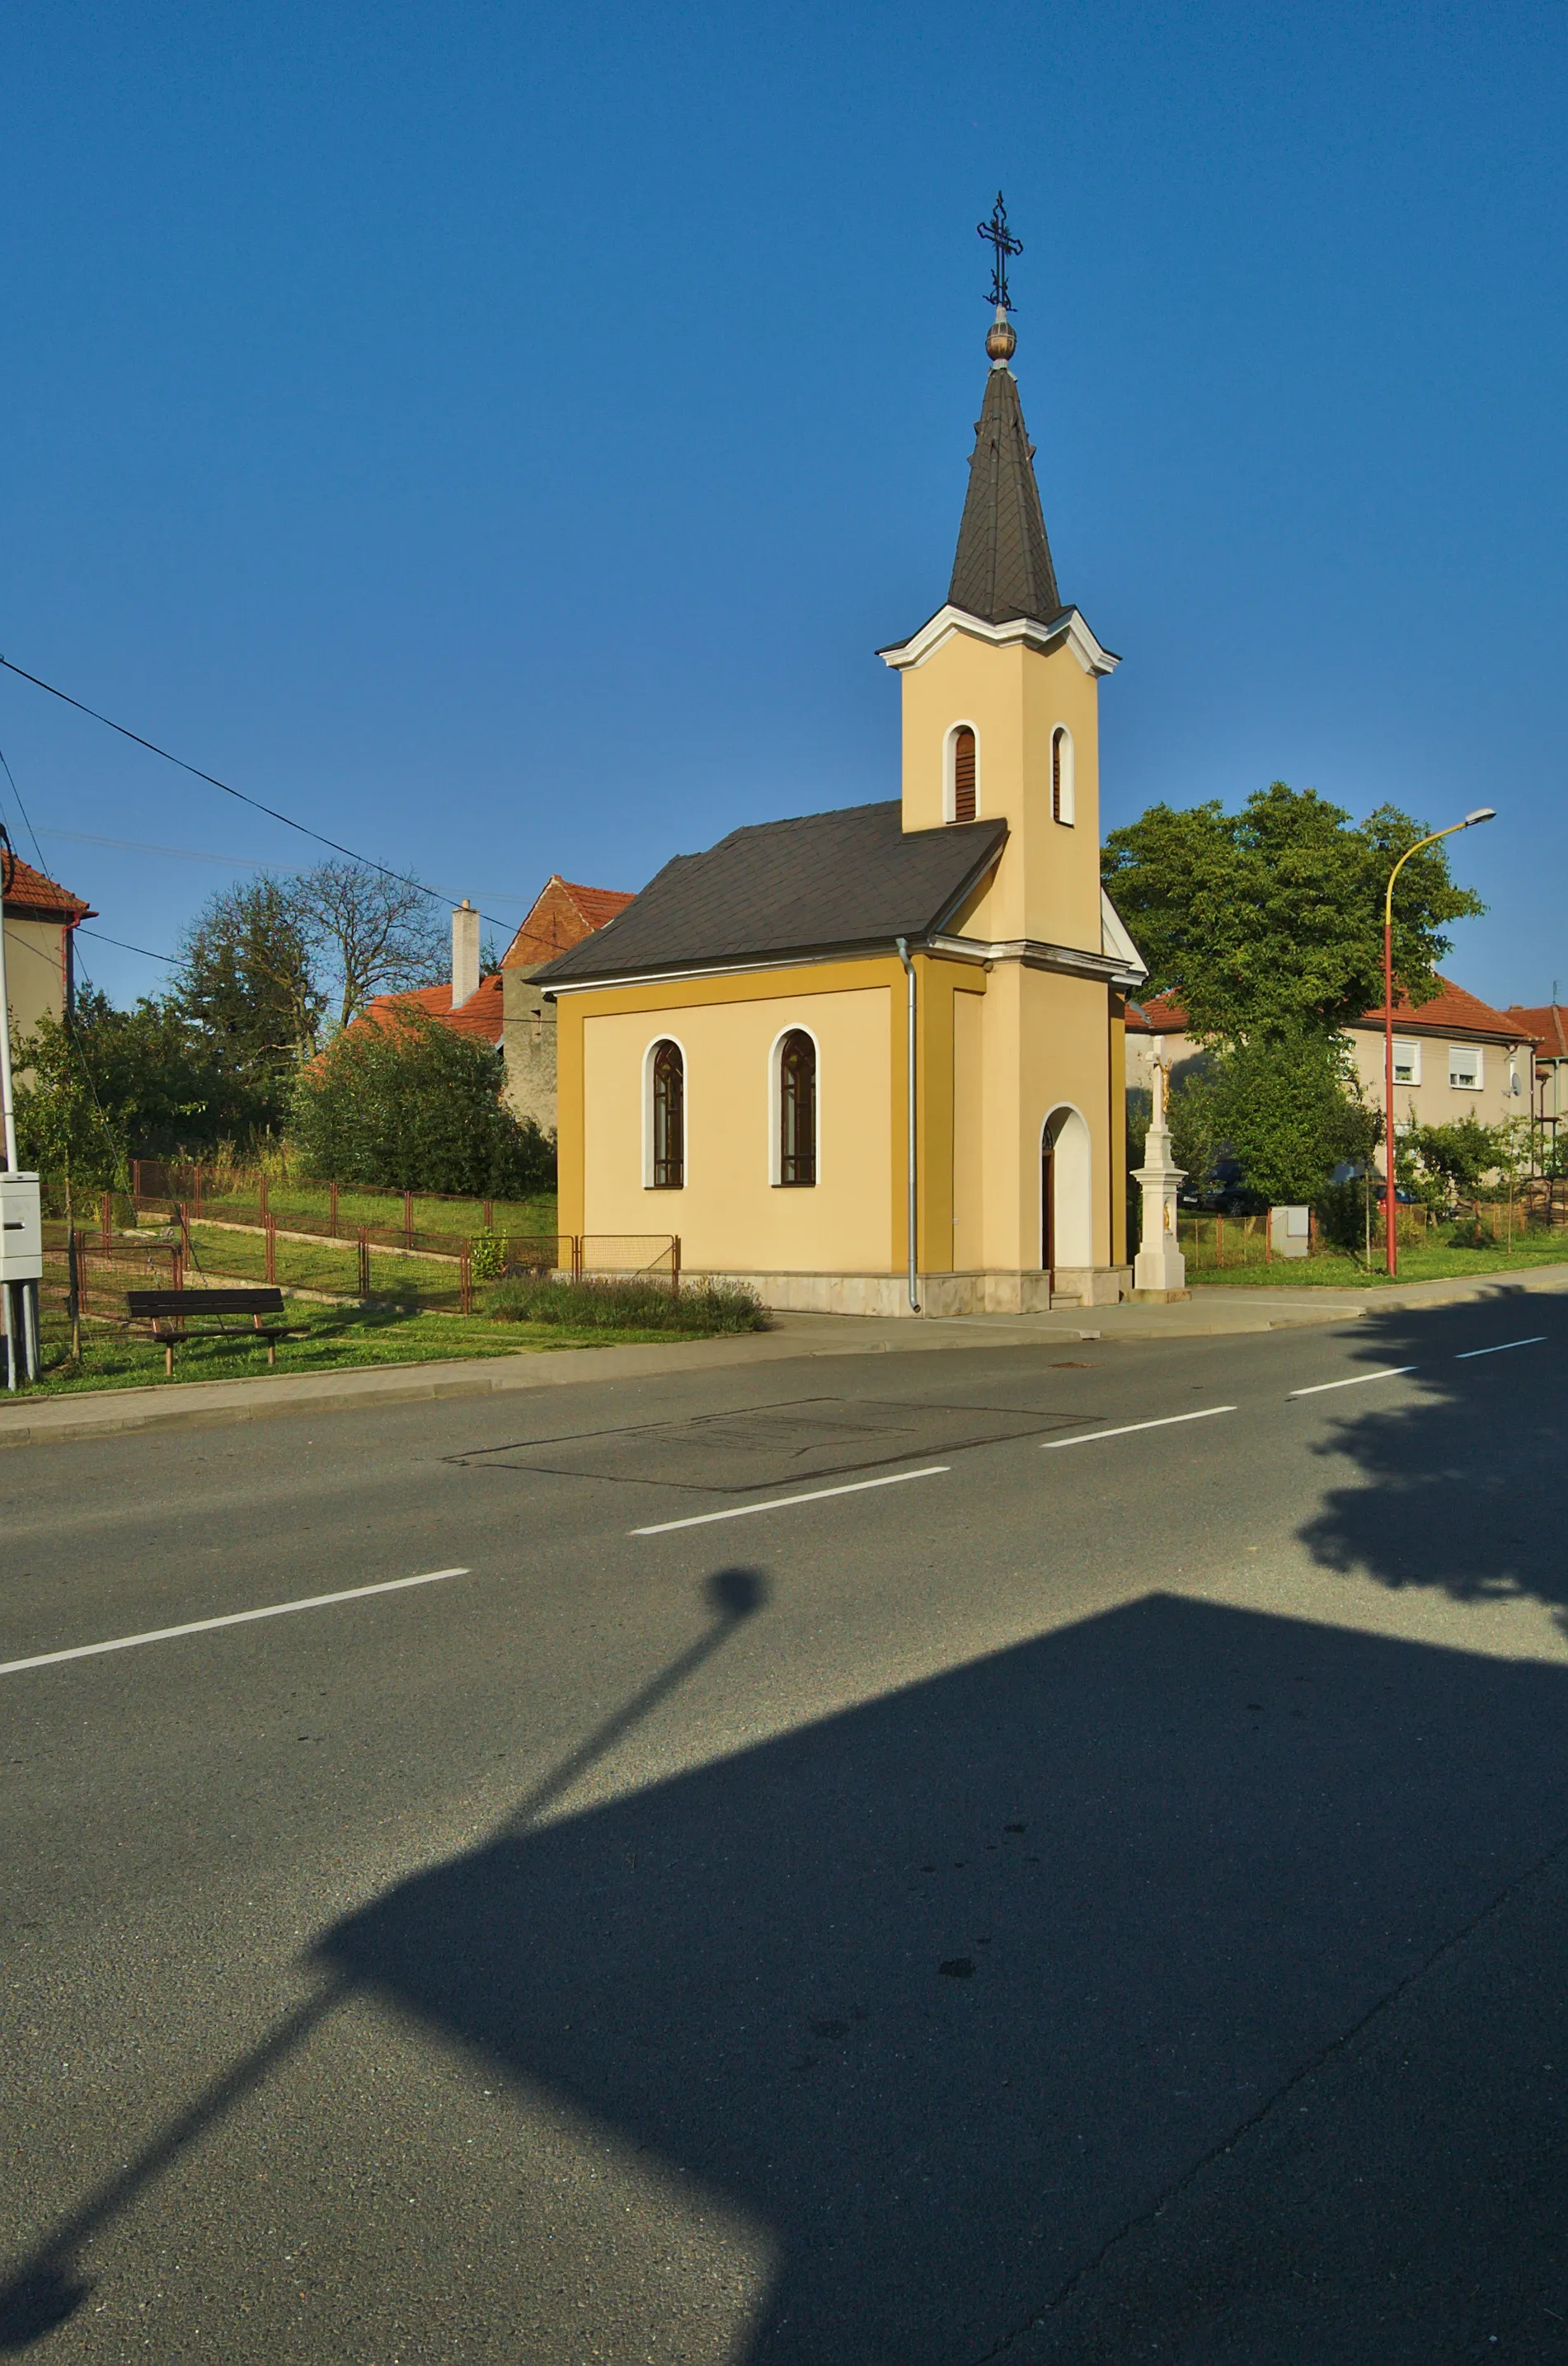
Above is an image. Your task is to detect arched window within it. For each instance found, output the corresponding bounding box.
[777,1030,817,1186]
[1051,726,1074,825]
[951,726,977,823]
[650,1040,684,1189]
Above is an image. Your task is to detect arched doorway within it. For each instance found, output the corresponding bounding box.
[1040,1106,1093,1273]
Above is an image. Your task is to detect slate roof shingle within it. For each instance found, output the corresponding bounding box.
[948,361,1063,627]
[533,801,1007,987]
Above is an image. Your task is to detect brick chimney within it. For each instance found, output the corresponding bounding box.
[452,899,481,1008]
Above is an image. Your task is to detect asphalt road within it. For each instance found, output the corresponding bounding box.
[3,1289,1567,2364]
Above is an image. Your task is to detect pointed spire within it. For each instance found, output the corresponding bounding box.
[947,312,1062,627]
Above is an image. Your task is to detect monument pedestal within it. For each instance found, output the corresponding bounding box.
[1132,1120,1188,1301]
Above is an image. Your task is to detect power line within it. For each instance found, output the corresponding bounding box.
[0,655,519,937]
[78,928,178,966]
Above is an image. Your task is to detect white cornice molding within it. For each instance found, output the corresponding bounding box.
[927,932,1140,987]
[878,604,1120,678]
[1100,889,1148,984]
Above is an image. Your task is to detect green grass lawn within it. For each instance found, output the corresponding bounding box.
[186,1221,457,1298]
[1189,1232,1568,1289]
[17,1295,741,1397]
[189,1183,560,1241]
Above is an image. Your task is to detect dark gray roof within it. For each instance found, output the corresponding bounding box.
[948,361,1062,627]
[533,801,1007,985]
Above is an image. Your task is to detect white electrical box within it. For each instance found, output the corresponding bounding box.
[0,1172,44,1282]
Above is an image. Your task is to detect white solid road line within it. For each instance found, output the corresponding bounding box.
[631,1467,950,1536]
[1456,1336,1547,1359]
[1040,1406,1237,1449]
[1289,1366,1418,1398]
[0,1568,472,1681]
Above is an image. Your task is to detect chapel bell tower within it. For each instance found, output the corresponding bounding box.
[879,200,1118,960]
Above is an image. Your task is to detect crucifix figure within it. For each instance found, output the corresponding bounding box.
[978,191,1022,312]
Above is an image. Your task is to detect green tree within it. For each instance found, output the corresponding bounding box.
[290,1003,554,1195]
[1102,784,1485,1043]
[291,861,448,1033]
[15,988,281,1168]
[1198,1030,1374,1204]
[176,877,324,1116]
[1406,1116,1505,1204]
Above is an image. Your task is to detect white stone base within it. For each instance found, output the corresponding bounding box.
[689,1267,1133,1317]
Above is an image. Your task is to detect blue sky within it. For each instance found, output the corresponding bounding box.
[2,2,1564,1010]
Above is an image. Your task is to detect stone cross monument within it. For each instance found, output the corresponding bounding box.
[1133,1041,1188,1299]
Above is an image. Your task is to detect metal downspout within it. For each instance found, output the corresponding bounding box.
[895,937,920,1313]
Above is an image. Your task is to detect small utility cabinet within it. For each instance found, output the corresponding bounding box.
[0,1172,43,1282]
[1269,1204,1311,1260]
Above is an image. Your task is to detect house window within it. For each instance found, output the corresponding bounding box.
[1051,726,1074,824]
[650,1040,684,1186]
[777,1030,817,1185]
[1393,1038,1420,1086]
[950,725,977,823]
[1448,1045,1483,1091]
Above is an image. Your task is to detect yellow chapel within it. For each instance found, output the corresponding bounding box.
[538,301,1147,1313]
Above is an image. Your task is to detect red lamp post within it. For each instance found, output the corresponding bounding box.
[1382,808,1495,1276]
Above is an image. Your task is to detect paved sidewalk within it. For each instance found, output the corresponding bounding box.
[2,1261,1563,1450]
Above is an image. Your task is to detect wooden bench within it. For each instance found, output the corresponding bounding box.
[126,1288,303,1377]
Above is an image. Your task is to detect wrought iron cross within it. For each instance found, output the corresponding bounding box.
[978,191,1022,311]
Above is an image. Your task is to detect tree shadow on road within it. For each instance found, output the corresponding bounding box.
[1295,1284,1568,1617]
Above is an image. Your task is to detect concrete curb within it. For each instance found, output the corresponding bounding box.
[2,1262,1564,1449]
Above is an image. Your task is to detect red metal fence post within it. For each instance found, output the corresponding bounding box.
[329,1179,339,1237]
[358,1228,370,1298]
[483,1199,493,1230]
[132,1158,143,1204]
[671,1235,681,1297]
[459,1240,472,1317]
[172,1243,185,1293]
[100,1191,111,1247]
[402,1190,414,1249]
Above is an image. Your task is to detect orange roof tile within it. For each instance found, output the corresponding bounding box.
[1124,976,1533,1045]
[500,875,636,971]
[350,974,505,1046]
[2,852,95,923]
[1507,1004,1568,1059]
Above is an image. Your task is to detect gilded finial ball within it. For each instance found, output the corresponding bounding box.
[985,307,1016,364]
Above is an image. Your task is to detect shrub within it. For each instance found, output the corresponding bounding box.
[291,1004,556,1195]
[468,1228,510,1281]
[485,1275,769,1333]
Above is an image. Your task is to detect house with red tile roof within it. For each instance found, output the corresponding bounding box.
[346,878,633,1134]
[500,877,634,1132]
[2,852,96,1048]
[1506,1002,1568,1148]
[1124,974,1536,1151]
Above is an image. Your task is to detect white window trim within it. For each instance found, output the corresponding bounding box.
[768,1022,822,1187]
[1051,725,1075,826]
[942,721,980,824]
[642,1031,689,1189]
[1392,1037,1421,1087]
[1448,1044,1484,1091]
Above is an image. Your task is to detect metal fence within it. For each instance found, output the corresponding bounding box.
[36,1213,679,1326]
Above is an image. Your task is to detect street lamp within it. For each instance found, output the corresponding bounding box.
[1383,807,1495,1277]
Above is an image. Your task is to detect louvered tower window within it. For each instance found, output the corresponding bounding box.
[650,1040,684,1188]
[952,727,977,823]
[777,1030,817,1186]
